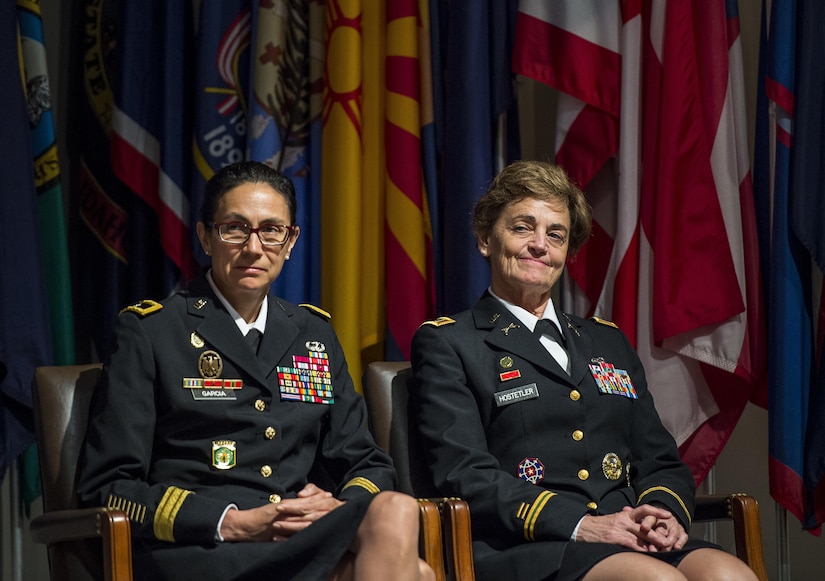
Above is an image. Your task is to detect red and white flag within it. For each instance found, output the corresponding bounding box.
[514,0,766,483]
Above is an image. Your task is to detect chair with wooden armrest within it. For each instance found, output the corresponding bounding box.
[364,361,770,581]
[29,364,133,581]
[363,361,475,581]
[694,493,768,581]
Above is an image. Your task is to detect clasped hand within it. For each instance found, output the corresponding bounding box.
[220,483,344,542]
[576,504,688,552]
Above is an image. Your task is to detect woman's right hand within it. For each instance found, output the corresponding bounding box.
[575,505,677,551]
[219,483,343,542]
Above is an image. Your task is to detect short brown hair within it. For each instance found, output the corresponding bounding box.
[472,160,592,255]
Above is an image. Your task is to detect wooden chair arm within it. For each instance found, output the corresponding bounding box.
[438,498,476,581]
[694,493,768,581]
[30,508,133,581]
[417,499,448,581]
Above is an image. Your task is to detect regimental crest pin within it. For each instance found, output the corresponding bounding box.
[212,440,236,470]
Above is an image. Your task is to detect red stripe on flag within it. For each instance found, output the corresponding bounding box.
[766,76,795,116]
[386,122,424,209]
[565,220,612,312]
[386,56,419,101]
[513,12,620,117]
[110,131,196,279]
[640,2,743,342]
[610,227,641,347]
[555,103,619,191]
[385,232,429,359]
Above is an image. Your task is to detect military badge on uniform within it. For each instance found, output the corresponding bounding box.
[305,340,325,352]
[277,348,334,404]
[499,356,514,368]
[588,358,638,399]
[212,440,236,470]
[602,452,623,480]
[199,350,223,378]
[190,332,205,348]
[517,457,545,484]
[182,350,243,400]
[501,322,518,336]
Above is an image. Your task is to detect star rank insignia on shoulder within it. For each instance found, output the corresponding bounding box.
[590,316,618,329]
[299,303,331,320]
[420,316,455,328]
[120,299,163,317]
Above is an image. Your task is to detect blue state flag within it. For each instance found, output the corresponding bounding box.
[791,0,825,532]
[432,0,520,315]
[74,0,171,361]
[757,0,824,532]
[0,0,53,479]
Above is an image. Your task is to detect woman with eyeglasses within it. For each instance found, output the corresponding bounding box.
[411,160,756,581]
[79,161,433,581]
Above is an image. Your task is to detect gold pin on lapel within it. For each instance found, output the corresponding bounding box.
[190,332,205,348]
[501,323,518,336]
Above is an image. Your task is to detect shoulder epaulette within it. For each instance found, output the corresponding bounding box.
[120,299,163,317]
[420,316,456,328]
[299,303,331,320]
[590,316,618,329]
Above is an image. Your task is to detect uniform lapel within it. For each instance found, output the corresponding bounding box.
[556,309,593,386]
[257,298,299,378]
[473,295,571,382]
[184,279,274,387]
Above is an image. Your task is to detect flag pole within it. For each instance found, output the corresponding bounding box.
[704,465,717,545]
[9,461,23,581]
[776,503,790,581]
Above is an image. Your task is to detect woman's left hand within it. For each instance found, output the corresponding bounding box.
[271,483,344,540]
[633,504,689,551]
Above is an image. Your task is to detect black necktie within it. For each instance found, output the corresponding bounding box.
[534,319,566,348]
[245,328,262,354]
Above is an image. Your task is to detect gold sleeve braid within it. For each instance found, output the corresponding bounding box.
[341,476,380,495]
[153,486,193,542]
[637,486,692,525]
[520,490,556,541]
[106,493,147,523]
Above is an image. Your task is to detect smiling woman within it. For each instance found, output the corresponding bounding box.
[411,160,758,581]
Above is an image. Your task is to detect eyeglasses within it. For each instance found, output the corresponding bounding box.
[209,221,295,246]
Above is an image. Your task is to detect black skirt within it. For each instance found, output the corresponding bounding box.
[474,537,719,581]
[132,495,372,581]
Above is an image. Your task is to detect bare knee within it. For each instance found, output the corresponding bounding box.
[419,558,436,581]
[361,491,420,543]
[678,549,759,581]
[583,553,687,581]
